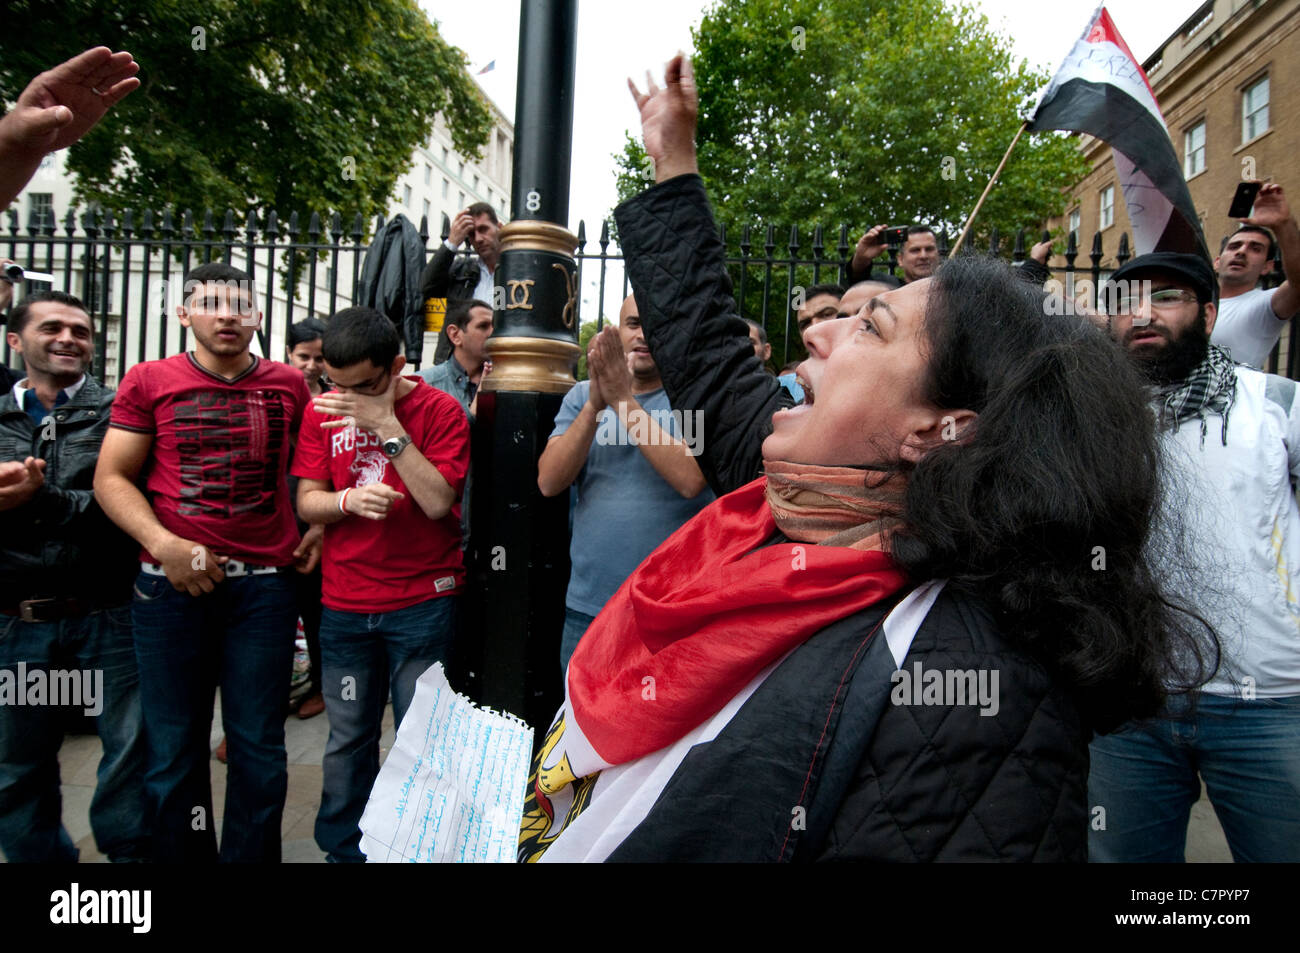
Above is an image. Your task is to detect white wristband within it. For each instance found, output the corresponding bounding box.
[338,488,352,514]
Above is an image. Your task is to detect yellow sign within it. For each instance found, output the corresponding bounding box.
[424,297,447,333]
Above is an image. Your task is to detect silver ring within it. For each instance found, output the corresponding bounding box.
[91,87,105,95]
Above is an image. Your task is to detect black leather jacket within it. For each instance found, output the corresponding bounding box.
[0,375,137,607]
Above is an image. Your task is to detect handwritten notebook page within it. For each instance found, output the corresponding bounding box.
[359,662,533,863]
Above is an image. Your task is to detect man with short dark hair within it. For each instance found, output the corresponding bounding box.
[795,283,844,344]
[293,307,470,863]
[421,202,502,365]
[1211,183,1300,368]
[1092,250,1300,862]
[0,290,148,862]
[420,298,492,414]
[847,224,939,284]
[94,262,317,863]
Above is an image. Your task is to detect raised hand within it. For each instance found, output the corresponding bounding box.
[627,53,699,183]
[1244,183,1293,229]
[852,225,888,271]
[448,210,475,246]
[0,47,139,158]
[588,326,634,408]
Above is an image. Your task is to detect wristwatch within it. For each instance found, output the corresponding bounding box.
[381,434,413,458]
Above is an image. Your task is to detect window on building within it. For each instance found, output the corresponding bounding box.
[442,177,449,199]
[1099,185,1114,229]
[403,184,412,206]
[424,163,432,185]
[458,191,464,208]
[1184,121,1206,177]
[1243,75,1269,143]
[459,161,465,177]
[487,187,493,204]
[1068,208,1080,241]
[473,174,480,192]
[28,192,53,228]
[442,147,449,164]
[422,199,430,221]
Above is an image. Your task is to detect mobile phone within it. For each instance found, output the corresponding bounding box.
[1228,181,1262,219]
[883,226,910,245]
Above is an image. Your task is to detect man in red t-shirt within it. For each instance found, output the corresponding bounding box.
[94,262,320,863]
[292,306,469,862]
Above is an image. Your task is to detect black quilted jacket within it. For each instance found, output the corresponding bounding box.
[612,175,1089,862]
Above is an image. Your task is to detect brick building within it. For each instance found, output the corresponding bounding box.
[1048,0,1298,278]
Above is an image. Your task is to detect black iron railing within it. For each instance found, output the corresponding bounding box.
[3,205,1289,385]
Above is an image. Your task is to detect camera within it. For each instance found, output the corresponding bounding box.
[1,263,55,283]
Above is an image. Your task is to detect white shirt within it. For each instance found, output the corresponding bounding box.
[1157,367,1300,696]
[443,239,495,304]
[1211,287,1286,369]
[11,374,87,409]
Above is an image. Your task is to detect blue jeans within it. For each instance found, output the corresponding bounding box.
[559,607,596,676]
[132,569,298,863]
[0,604,148,862]
[315,595,457,862]
[1088,692,1300,862]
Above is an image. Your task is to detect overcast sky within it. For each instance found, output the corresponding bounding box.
[420,0,1207,318]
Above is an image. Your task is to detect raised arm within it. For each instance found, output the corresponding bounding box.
[0,47,139,207]
[1245,183,1300,319]
[587,326,706,499]
[618,55,791,496]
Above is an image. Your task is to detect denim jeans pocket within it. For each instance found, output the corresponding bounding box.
[131,572,172,603]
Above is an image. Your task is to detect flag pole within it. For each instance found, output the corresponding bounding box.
[948,120,1028,258]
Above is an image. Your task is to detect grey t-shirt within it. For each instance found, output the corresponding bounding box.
[551,380,714,616]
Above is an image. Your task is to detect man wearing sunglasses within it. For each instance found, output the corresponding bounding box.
[1090,251,1300,863]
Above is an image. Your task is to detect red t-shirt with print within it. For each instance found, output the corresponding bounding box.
[109,352,310,565]
[291,376,470,613]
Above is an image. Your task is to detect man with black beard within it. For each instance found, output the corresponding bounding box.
[1090,251,1300,863]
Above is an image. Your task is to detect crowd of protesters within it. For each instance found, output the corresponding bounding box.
[0,46,1297,864]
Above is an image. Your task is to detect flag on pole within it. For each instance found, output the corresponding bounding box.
[1026,4,1208,260]
[477,60,496,75]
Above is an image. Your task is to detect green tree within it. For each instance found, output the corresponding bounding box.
[576,320,600,381]
[0,0,493,233]
[616,0,1085,250]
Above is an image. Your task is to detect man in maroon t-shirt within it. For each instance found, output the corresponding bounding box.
[94,262,320,863]
[292,307,469,862]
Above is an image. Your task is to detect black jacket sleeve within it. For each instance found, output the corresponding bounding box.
[419,241,457,301]
[615,174,794,497]
[845,255,874,286]
[1015,257,1052,287]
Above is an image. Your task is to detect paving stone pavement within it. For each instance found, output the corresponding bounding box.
[40,690,395,864]
[8,696,1236,863]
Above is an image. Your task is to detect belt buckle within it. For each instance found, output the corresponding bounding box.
[19,598,55,623]
[224,559,246,578]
